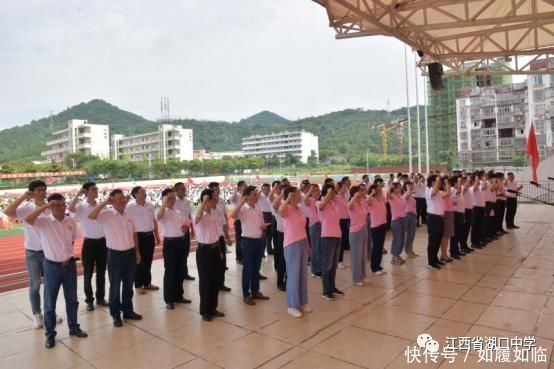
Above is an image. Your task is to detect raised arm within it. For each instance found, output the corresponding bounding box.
[25,203,50,225]
[4,191,33,218]
[68,188,85,213]
[88,198,111,220]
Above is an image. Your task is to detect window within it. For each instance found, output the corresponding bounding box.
[483,140,495,148]
[481,107,494,116]
[499,139,513,147]
[535,104,545,115]
[533,90,545,101]
[499,128,514,138]
[533,75,544,85]
[498,105,512,114]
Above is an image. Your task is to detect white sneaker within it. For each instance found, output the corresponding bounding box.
[373,270,386,276]
[287,308,303,318]
[355,281,364,286]
[300,305,313,313]
[33,314,43,329]
[56,315,63,324]
[338,263,348,269]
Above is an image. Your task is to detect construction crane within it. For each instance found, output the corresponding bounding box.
[371,117,408,157]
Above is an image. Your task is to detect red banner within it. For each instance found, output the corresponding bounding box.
[0,170,87,179]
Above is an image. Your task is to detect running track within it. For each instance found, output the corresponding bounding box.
[0,231,236,293]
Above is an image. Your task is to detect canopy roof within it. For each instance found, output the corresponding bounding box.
[314,0,554,75]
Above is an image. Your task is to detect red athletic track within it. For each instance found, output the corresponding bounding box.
[0,231,235,293]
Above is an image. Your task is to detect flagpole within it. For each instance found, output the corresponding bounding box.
[424,76,430,174]
[404,45,413,173]
[414,53,421,173]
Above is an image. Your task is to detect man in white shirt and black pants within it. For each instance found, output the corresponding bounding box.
[68,182,109,311]
[208,182,233,292]
[26,193,88,349]
[258,183,274,256]
[89,189,142,327]
[127,186,161,295]
[157,188,192,309]
[174,182,195,282]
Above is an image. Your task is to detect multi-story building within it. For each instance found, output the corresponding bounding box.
[193,150,245,160]
[241,130,319,164]
[456,83,528,168]
[42,119,110,163]
[527,59,554,159]
[111,124,193,163]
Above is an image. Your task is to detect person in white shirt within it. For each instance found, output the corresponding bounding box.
[470,173,486,249]
[425,175,448,270]
[195,188,226,321]
[258,183,274,256]
[68,181,109,311]
[414,174,427,226]
[26,193,88,349]
[231,180,247,263]
[208,182,233,292]
[231,185,271,305]
[88,189,142,327]
[127,186,161,294]
[494,173,509,236]
[505,172,523,229]
[157,188,192,310]
[174,182,195,283]
[4,180,63,329]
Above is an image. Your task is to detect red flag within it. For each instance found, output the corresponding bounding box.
[526,122,540,183]
[187,178,194,185]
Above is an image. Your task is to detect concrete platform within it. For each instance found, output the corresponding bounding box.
[1,204,553,369]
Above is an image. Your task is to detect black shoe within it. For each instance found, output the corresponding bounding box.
[259,274,268,280]
[45,336,56,349]
[267,250,274,255]
[512,225,520,229]
[451,254,461,260]
[166,303,175,310]
[458,251,467,256]
[211,310,225,317]
[183,275,195,281]
[277,284,286,292]
[113,318,123,327]
[322,292,336,301]
[202,314,212,321]
[437,260,445,266]
[440,257,453,263]
[243,296,256,305]
[332,287,345,295]
[123,311,142,320]
[472,244,482,249]
[86,302,94,311]
[427,264,441,270]
[175,298,192,304]
[69,328,88,338]
[220,286,231,292]
[252,292,270,300]
[96,300,109,307]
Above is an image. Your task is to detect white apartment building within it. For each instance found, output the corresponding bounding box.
[241,130,319,164]
[527,59,554,159]
[193,150,245,160]
[111,124,193,163]
[42,119,110,163]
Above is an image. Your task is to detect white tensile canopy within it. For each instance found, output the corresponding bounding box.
[313,0,554,75]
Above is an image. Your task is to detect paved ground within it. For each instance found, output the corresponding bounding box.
[1,204,553,369]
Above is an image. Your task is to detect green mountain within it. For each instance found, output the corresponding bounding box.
[0,99,415,165]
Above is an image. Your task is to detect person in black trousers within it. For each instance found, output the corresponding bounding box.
[157,188,192,310]
[208,182,233,292]
[505,172,522,229]
[470,174,486,249]
[270,183,286,291]
[195,188,225,321]
[258,183,274,255]
[232,181,247,263]
[425,175,446,270]
[415,174,427,226]
[495,173,509,236]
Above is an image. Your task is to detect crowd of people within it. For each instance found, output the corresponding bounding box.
[2,170,523,348]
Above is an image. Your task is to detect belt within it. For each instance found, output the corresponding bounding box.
[198,242,219,249]
[25,249,44,253]
[45,257,76,266]
[164,236,183,241]
[137,231,154,235]
[108,248,134,254]
[428,213,444,218]
[84,237,105,241]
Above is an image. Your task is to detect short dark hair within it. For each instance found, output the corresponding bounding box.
[374,178,384,185]
[324,178,334,185]
[208,182,219,189]
[283,186,297,200]
[341,176,350,183]
[47,193,64,202]
[321,183,335,198]
[109,189,123,197]
[161,188,174,198]
[349,185,361,198]
[427,175,438,188]
[271,180,281,188]
[243,185,257,197]
[362,174,369,181]
[131,186,142,198]
[174,182,184,189]
[402,181,412,192]
[200,188,214,201]
[237,180,246,187]
[28,180,46,192]
[261,183,270,189]
[368,184,379,194]
[82,181,96,191]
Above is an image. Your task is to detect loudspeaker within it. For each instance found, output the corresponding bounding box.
[428,62,444,91]
[476,74,492,87]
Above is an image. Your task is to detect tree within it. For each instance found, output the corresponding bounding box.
[307,151,318,166]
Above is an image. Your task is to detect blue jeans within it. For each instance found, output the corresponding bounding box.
[25,250,44,315]
[43,259,79,338]
[404,213,417,252]
[284,239,309,308]
[308,222,322,274]
[390,217,406,257]
[241,237,264,297]
[320,237,340,295]
[107,249,136,318]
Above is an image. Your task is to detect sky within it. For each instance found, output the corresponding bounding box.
[0,0,428,129]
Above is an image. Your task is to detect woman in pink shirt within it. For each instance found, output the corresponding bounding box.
[335,181,350,270]
[304,184,322,278]
[348,186,368,285]
[387,183,407,265]
[367,184,387,275]
[317,183,344,301]
[440,177,454,263]
[403,181,418,258]
[279,186,311,318]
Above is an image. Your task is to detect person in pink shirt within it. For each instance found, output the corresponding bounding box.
[367,183,387,275]
[402,181,418,258]
[335,181,350,270]
[348,186,368,285]
[304,184,322,278]
[440,176,454,263]
[387,183,407,265]
[279,186,312,318]
[317,183,344,300]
